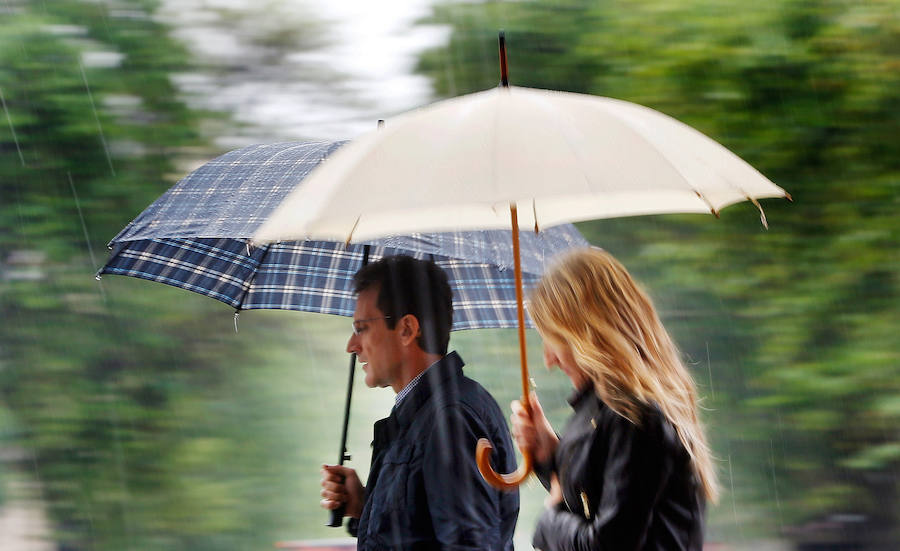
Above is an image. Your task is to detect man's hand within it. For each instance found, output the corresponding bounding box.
[320,464,364,519]
[510,391,558,466]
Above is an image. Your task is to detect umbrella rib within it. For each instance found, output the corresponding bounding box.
[602,98,787,215]
[234,241,273,312]
[693,190,720,218]
[593,104,711,211]
[521,89,709,214]
[345,216,361,246]
[745,194,769,229]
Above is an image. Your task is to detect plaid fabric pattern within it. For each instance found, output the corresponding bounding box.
[395,365,428,405]
[109,141,347,242]
[101,228,586,330]
[101,140,589,330]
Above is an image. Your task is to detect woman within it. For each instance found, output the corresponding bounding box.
[511,248,718,551]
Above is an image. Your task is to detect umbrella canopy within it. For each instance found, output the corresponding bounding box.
[100,141,588,330]
[254,86,789,244]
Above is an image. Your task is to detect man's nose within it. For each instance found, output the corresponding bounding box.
[346,333,360,354]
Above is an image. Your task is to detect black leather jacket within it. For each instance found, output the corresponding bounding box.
[532,386,705,551]
[351,352,519,550]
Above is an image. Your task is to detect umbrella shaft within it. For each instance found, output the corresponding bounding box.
[337,353,356,465]
[510,204,530,412]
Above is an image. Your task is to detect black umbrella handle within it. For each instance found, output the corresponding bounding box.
[328,245,368,528]
[327,353,356,527]
[328,505,346,528]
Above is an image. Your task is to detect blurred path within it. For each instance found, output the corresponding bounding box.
[0,478,53,551]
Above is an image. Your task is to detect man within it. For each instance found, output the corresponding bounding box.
[320,255,519,550]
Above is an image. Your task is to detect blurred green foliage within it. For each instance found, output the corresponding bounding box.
[0,1,328,549]
[418,0,898,548]
[0,0,897,550]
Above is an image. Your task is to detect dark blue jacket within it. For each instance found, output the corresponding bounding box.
[352,351,519,550]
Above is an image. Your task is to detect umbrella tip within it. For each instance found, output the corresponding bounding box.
[498,31,509,87]
[745,195,769,230]
[784,191,793,202]
[345,216,361,247]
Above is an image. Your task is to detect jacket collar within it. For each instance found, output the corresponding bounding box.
[375,351,465,444]
[395,351,464,426]
[567,382,595,408]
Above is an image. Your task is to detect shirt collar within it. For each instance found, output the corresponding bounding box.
[390,351,465,427]
[395,362,433,405]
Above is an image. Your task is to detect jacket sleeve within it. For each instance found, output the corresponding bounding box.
[532,413,675,551]
[423,404,506,551]
[533,439,558,493]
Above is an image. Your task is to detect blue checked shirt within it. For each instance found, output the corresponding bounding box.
[394,360,437,405]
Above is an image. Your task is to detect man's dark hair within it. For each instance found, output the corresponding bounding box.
[353,255,453,355]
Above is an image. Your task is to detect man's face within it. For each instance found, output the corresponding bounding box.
[346,287,403,390]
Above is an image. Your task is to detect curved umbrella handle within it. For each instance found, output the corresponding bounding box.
[476,438,532,491]
[475,202,535,491]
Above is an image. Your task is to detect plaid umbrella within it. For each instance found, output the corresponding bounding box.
[98,139,588,525]
[99,141,588,329]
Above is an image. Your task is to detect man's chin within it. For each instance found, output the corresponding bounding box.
[362,370,390,390]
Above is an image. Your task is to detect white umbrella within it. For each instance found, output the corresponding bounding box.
[253,35,790,489]
[254,91,787,244]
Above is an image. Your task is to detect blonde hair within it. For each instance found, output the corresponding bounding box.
[529,248,719,502]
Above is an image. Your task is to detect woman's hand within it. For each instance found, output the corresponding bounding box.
[510,391,559,467]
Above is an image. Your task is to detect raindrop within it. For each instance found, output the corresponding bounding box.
[68,172,99,270]
[70,172,108,302]
[769,438,783,531]
[726,452,744,540]
[79,61,115,176]
[0,85,25,166]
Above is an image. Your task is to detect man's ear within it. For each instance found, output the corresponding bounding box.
[398,314,420,347]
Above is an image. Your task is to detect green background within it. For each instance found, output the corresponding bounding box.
[1,0,897,549]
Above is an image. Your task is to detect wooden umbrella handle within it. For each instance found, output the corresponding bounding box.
[476,437,532,491]
[476,203,534,490]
